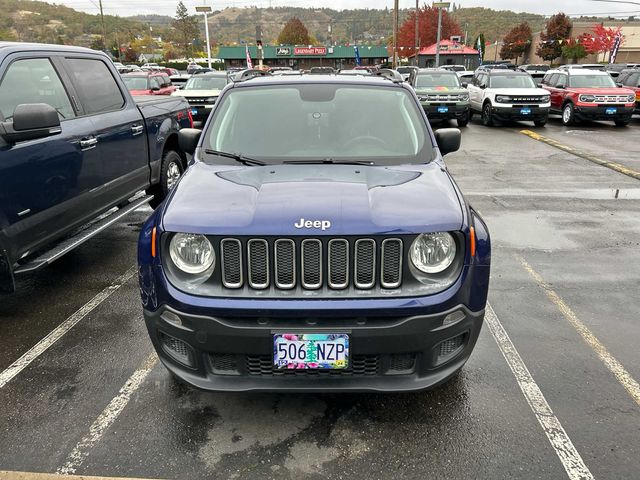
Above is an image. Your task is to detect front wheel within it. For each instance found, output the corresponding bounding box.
[534,118,547,127]
[482,103,494,127]
[457,111,470,127]
[147,150,184,209]
[562,103,575,126]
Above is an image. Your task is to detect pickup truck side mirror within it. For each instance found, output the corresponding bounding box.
[0,103,61,144]
[179,128,202,155]
[461,82,468,88]
[435,128,461,156]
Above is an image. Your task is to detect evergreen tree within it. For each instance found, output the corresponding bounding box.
[171,1,200,57]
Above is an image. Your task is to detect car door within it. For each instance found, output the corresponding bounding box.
[554,73,568,109]
[62,56,149,205]
[544,74,559,111]
[0,55,102,260]
[468,73,482,110]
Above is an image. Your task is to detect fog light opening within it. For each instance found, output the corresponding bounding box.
[159,331,195,368]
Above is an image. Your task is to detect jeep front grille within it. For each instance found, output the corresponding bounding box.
[219,237,403,291]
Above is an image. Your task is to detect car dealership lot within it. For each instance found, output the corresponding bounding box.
[1,117,639,479]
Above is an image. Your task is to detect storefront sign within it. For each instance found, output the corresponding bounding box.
[276,47,291,55]
[294,47,327,56]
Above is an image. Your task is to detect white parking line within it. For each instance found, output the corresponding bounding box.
[57,352,158,475]
[0,267,137,389]
[485,303,594,480]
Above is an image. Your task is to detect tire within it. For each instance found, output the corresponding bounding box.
[457,111,470,127]
[147,150,184,209]
[614,119,630,127]
[562,103,575,126]
[468,110,473,121]
[482,103,494,127]
[534,118,547,127]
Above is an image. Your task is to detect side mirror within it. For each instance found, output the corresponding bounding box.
[615,82,623,87]
[435,128,461,156]
[179,128,202,155]
[555,84,565,89]
[462,82,468,88]
[479,84,486,89]
[0,103,61,144]
[151,86,160,92]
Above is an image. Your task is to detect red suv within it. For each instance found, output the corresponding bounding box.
[121,72,177,96]
[616,68,640,113]
[541,69,636,127]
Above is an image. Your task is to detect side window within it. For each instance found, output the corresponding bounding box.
[0,57,75,121]
[472,73,480,86]
[65,58,125,115]
[547,74,558,87]
[617,72,629,84]
[630,73,640,86]
[480,74,488,88]
[161,75,171,87]
[557,74,567,88]
[149,77,160,90]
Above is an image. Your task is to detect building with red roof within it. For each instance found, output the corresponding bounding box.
[411,40,480,69]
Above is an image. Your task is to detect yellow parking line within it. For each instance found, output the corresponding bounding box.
[0,472,162,480]
[520,129,640,181]
[516,254,640,408]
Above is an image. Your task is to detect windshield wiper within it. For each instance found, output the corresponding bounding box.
[283,159,376,166]
[203,149,266,166]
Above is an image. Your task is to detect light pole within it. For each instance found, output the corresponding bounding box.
[393,0,399,68]
[196,6,212,69]
[414,0,419,66]
[433,2,450,68]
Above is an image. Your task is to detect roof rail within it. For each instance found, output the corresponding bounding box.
[231,69,273,82]
[373,68,404,83]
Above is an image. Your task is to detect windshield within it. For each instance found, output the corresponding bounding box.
[122,76,149,90]
[184,76,228,90]
[415,73,461,88]
[490,75,536,88]
[569,74,616,88]
[204,84,431,165]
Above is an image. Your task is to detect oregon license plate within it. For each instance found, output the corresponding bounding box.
[273,333,349,369]
[606,107,617,115]
[437,106,449,113]
[191,108,198,115]
[521,108,532,115]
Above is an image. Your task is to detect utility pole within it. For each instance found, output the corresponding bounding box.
[433,2,450,68]
[393,0,399,68]
[196,6,213,69]
[414,0,419,66]
[98,0,107,51]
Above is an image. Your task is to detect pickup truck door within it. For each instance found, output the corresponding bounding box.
[62,56,149,204]
[0,55,103,260]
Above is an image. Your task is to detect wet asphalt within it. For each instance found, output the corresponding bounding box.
[0,114,639,479]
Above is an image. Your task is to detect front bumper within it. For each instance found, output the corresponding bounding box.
[574,105,634,121]
[422,103,469,120]
[492,105,550,122]
[144,304,484,392]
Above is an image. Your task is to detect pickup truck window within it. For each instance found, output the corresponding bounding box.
[569,75,616,88]
[65,58,125,114]
[122,76,149,90]
[205,84,430,165]
[0,58,75,121]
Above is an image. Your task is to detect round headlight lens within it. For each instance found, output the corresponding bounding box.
[410,233,457,274]
[628,94,636,103]
[496,95,510,103]
[169,233,215,274]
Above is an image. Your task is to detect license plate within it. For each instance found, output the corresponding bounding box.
[437,106,449,113]
[191,108,198,115]
[273,333,349,369]
[520,108,532,115]
[606,107,617,115]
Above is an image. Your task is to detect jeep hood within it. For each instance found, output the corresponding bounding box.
[162,162,464,236]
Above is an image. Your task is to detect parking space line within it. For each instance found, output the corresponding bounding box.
[0,267,137,389]
[485,303,594,480]
[57,352,158,475]
[519,129,640,181]
[517,255,640,408]
[0,470,160,480]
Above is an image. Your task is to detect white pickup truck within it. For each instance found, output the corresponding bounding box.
[467,70,550,127]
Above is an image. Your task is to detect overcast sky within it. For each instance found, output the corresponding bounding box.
[52,0,640,18]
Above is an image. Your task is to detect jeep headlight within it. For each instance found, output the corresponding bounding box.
[628,94,636,103]
[169,233,215,274]
[541,95,550,103]
[495,95,511,103]
[410,233,456,274]
[579,94,596,103]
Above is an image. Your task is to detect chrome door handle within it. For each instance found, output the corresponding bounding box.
[80,137,98,150]
[131,125,144,135]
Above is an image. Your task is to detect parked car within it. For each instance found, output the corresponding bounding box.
[457,71,475,85]
[161,67,180,76]
[137,74,491,392]
[0,43,193,293]
[616,68,640,113]
[122,72,177,96]
[467,70,550,127]
[337,69,372,76]
[171,71,230,126]
[440,65,466,73]
[187,63,205,74]
[141,62,160,69]
[518,64,550,74]
[309,67,336,75]
[411,69,470,127]
[396,65,419,82]
[169,74,191,89]
[540,69,635,126]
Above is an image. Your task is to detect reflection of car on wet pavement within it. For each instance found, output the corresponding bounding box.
[138,74,491,392]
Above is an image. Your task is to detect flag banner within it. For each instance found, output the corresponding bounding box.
[354,45,362,66]
[477,37,483,65]
[610,34,622,64]
[245,45,253,69]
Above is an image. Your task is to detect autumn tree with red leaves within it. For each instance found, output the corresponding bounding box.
[499,22,532,63]
[277,17,311,45]
[397,5,462,55]
[578,24,624,60]
[536,13,572,62]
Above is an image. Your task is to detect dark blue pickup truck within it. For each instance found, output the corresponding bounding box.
[0,43,192,292]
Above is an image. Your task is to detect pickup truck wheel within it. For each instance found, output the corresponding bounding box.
[457,111,469,127]
[482,103,494,127]
[147,150,184,209]
[562,103,575,126]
